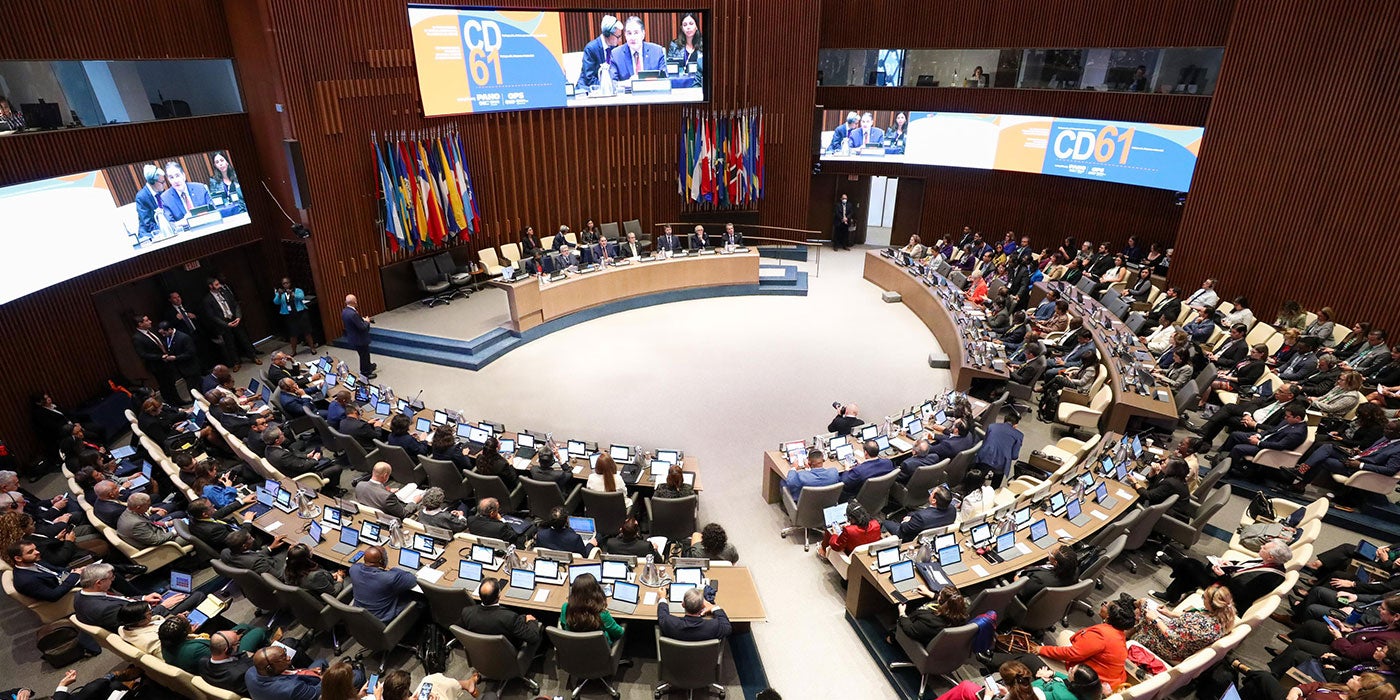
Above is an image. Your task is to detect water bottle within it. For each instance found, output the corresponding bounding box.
[882,415,892,437]
[599,67,614,96]
[503,544,521,573]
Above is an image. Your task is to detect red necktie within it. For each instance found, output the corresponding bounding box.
[1360,440,1391,458]
[181,189,193,211]
[634,50,642,74]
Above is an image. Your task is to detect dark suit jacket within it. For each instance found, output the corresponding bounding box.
[459,603,542,649]
[199,654,254,695]
[158,182,213,221]
[1258,422,1308,451]
[166,304,200,336]
[977,423,1023,473]
[279,393,316,419]
[132,330,167,372]
[618,240,644,258]
[1016,567,1078,603]
[689,232,710,250]
[576,35,613,89]
[1148,298,1182,325]
[838,457,895,499]
[94,499,126,529]
[339,417,382,450]
[897,505,957,542]
[535,527,589,556]
[12,566,80,601]
[656,233,683,251]
[266,444,319,475]
[608,41,667,81]
[828,125,853,153]
[135,186,161,236]
[1011,356,1047,386]
[520,233,542,257]
[466,515,526,546]
[203,290,242,330]
[585,242,616,265]
[897,453,943,482]
[848,126,884,148]
[929,433,975,461]
[191,518,244,550]
[1359,441,1400,476]
[166,331,200,376]
[268,362,308,389]
[74,591,140,630]
[551,252,579,271]
[1224,564,1284,611]
[387,432,430,457]
[1213,338,1248,368]
[657,601,731,641]
[244,667,323,700]
[342,306,371,347]
[721,231,743,246]
[520,257,547,276]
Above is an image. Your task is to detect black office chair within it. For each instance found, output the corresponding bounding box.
[432,252,474,297]
[411,258,453,307]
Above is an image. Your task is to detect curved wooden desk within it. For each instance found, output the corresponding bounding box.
[493,252,761,332]
[244,493,765,622]
[862,251,1010,391]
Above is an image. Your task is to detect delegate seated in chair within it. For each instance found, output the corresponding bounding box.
[1214,403,1309,477]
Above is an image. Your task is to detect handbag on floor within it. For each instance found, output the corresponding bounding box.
[994,629,1037,654]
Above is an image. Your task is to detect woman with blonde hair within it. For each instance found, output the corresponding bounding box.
[1131,584,1235,664]
[1310,370,1365,419]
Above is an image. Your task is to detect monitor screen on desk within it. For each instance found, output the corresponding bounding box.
[937,545,961,566]
[407,8,710,117]
[1030,519,1049,541]
[874,546,900,570]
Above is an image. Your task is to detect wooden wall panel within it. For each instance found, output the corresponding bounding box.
[0,115,284,461]
[1170,0,1400,332]
[819,0,1235,48]
[254,0,818,337]
[816,87,1212,127]
[0,1,232,59]
[813,165,1183,256]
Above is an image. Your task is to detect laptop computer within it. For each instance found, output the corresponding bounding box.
[566,440,588,461]
[534,557,566,585]
[601,559,630,583]
[995,531,1025,562]
[859,424,880,441]
[873,546,901,573]
[471,543,502,571]
[514,432,538,459]
[655,449,681,465]
[568,516,596,541]
[823,503,848,529]
[411,533,436,555]
[274,487,297,514]
[1094,482,1119,510]
[358,521,383,546]
[300,520,324,548]
[375,402,392,417]
[969,523,994,550]
[1065,497,1091,527]
[569,563,602,584]
[245,488,275,519]
[890,560,921,593]
[833,441,856,467]
[667,582,697,610]
[321,506,343,530]
[330,526,360,555]
[396,547,423,572]
[503,568,536,600]
[608,444,635,465]
[416,417,434,434]
[1029,519,1056,549]
[673,567,705,587]
[1013,506,1032,531]
[937,544,968,575]
[161,571,195,604]
[1047,491,1067,517]
[874,434,895,456]
[452,560,483,592]
[607,580,640,614]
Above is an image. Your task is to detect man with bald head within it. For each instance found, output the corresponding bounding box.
[347,545,417,622]
[354,462,419,519]
[466,497,534,546]
[116,493,181,549]
[341,294,375,379]
[245,643,354,700]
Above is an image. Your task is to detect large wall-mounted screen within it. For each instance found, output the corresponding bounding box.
[408,6,708,116]
[818,109,1203,191]
[0,150,251,306]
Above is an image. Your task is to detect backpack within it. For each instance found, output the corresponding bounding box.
[1247,492,1276,522]
[36,621,86,668]
[418,623,448,674]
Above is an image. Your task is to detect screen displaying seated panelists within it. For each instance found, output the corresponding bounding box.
[0,150,251,306]
[407,7,707,116]
[818,109,1203,191]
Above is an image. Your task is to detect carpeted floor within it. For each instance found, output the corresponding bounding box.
[0,246,1368,699]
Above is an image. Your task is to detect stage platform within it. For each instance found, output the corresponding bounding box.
[336,263,808,371]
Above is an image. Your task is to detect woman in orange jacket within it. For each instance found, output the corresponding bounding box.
[1033,595,1138,689]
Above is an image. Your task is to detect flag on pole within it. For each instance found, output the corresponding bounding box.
[437,136,467,239]
[452,132,481,238]
[372,141,400,252]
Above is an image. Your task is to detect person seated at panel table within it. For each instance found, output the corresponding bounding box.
[848,112,884,150]
[817,501,882,557]
[157,161,214,226]
[519,225,542,258]
[552,224,575,250]
[586,235,616,265]
[655,224,684,253]
[895,440,941,484]
[883,485,958,543]
[608,15,667,83]
[928,419,976,462]
[618,231,644,259]
[689,224,710,250]
[576,15,624,92]
[552,244,580,272]
[827,112,860,153]
[838,440,895,502]
[385,413,430,458]
[784,448,840,499]
[601,517,662,560]
[721,223,743,247]
[883,112,908,154]
[520,248,548,276]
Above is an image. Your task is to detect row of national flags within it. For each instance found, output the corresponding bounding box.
[679,108,764,207]
[372,128,481,253]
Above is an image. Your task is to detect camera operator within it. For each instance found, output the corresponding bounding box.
[828,402,862,436]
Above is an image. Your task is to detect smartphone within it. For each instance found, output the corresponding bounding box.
[367,675,380,693]
[1324,617,1341,633]
[350,550,365,563]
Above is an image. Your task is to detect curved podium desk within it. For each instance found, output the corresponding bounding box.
[493,252,761,332]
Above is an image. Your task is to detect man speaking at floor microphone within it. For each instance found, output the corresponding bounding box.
[342,294,376,379]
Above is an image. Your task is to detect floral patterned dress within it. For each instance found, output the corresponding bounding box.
[1131,610,1224,664]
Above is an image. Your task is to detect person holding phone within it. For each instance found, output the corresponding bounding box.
[247,647,358,700]
[1268,596,1400,677]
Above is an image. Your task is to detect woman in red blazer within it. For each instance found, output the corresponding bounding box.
[818,502,883,557]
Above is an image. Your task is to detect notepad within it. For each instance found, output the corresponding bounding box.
[970,564,989,578]
[572,466,584,474]
[1016,542,1032,555]
[1055,528,1072,539]
[930,570,950,585]
[418,568,444,583]
[532,589,550,603]
[1116,488,1134,500]
[1091,510,1109,520]
[643,591,659,606]
[264,521,283,532]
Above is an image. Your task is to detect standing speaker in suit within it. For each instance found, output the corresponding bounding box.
[157,323,201,398]
[341,294,375,378]
[131,315,188,405]
[203,278,260,368]
[833,194,854,250]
